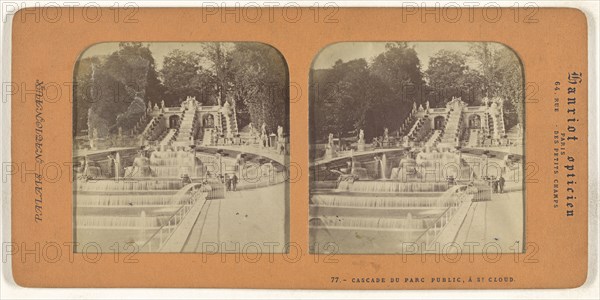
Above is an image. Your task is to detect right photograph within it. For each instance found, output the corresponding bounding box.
[309,42,525,254]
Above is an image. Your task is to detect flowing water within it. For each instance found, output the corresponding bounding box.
[338,180,449,193]
[311,194,450,208]
[74,149,219,252]
[380,154,388,180]
[76,194,176,207]
[310,151,469,254]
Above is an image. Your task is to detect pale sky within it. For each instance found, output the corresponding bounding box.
[311,42,508,71]
[79,42,236,69]
[79,41,510,72]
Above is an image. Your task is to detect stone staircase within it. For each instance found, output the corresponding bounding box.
[425,130,442,148]
[221,112,237,138]
[202,128,213,146]
[467,129,481,147]
[407,115,431,143]
[491,112,506,138]
[487,113,494,136]
[173,108,197,144]
[439,108,463,146]
[159,129,177,146]
[142,114,166,142]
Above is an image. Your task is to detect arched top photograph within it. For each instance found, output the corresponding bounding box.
[72,42,290,254]
[308,42,525,255]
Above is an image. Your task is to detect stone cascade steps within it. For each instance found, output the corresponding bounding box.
[440,108,463,144]
[159,129,178,146]
[143,115,166,142]
[425,130,442,148]
[175,108,197,143]
[468,129,481,146]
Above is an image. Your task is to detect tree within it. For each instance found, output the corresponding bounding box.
[73,56,101,136]
[469,43,524,129]
[229,43,288,134]
[493,47,524,129]
[161,49,215,106]
[369,42,425,133]
[469,42,499,98]
[310,43,425,142]
[425,49,483,105]
[116,42,165,106]
[310,58,394,141]
[202,43,234,106]
[371,42,424,90]
[82,43,162,137]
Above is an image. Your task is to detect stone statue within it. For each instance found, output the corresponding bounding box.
[154,103,159,111]
[482,97,489,106]
[221,101,232,115]
[248,123,255,136]
[426,101,430,110]
[383,127,389,146]
[261,123,268,148]
[161,100,165,109]
[418,104,424,111]
[489,102,500,115]
[492,96,503,105]
[324,133,336,158]
[413,102,417,111]
[89,129,96,150]
[277,125,284,140]
[402,135,410,147]
[357,129,366,151]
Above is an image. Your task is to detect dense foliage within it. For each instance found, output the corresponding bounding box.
[310,42,524,143]
[74,42,288,137]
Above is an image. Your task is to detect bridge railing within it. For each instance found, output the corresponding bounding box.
[414,188,472,248]
[471,183,492,202]
[140,183,206,252]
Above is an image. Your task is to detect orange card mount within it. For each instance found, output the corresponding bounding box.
[8,7,589,289]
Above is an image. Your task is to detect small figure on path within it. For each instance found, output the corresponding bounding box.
[498,175,505,194]
[225,174,232,191]
[231,174,238,191]
[491,176,498,193]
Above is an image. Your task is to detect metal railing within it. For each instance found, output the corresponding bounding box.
[471,183,492,202]
[414,190,471,247]
[140,183,206,252]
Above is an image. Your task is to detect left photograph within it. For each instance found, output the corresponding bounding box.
[72,42,290,253]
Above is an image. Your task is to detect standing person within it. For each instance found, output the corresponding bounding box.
[491,176,498,193]
[498,175,505,194]
[231,174,238,191]
[224,174,230,191]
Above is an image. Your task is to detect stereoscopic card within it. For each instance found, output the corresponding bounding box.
[8,7,589,289]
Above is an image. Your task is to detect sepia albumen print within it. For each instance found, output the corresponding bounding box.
[72,42,289,253]
[309,42,525,254]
